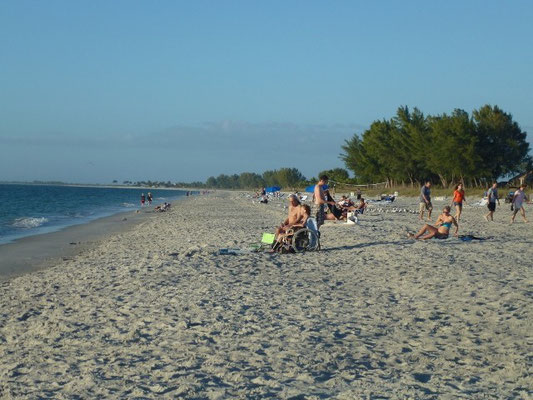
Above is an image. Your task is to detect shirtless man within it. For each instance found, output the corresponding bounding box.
[276,194,307,237]
[314,175,337,228]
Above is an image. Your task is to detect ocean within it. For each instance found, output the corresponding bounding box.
[0,184,187,244]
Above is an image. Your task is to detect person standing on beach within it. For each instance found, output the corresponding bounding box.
[510,184,529,224]
[419,181,433,221]
[484,182,500,221]
[314,175,337,228]
[141,193,145,207]
[451,183,466,222]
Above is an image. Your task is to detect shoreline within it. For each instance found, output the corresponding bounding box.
[0,203,177,281]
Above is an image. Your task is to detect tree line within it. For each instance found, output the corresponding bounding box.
[118,104,530,190]
[341,105,531,188]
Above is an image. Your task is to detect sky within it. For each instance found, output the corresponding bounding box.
[1,0,532,184]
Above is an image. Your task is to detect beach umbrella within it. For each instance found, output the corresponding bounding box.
[305,184,328,193]
[265,186,281,192]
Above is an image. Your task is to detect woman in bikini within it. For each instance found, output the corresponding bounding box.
[408,205,458,240]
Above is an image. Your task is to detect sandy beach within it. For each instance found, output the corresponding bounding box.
[0,192,531,398]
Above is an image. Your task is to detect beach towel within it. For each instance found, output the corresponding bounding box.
[458,235,490,242]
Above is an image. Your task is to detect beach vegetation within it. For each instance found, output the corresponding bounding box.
[341,104,531,187]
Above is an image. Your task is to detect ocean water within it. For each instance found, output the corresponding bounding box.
[0,184,187,244]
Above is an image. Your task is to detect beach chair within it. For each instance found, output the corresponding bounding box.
[272,217,321,253]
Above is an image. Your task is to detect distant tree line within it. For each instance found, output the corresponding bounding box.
[205,168,308,189]
[119,168,317,190]
[341,105,532,187]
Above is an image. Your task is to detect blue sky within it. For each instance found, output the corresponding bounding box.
[1,1,532,183]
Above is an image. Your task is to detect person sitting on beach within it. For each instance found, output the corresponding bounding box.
[337,195,355,209]
[408,205,458,240]
[275,194,308,237]
[353,198,367,214]
[338,197,366,219]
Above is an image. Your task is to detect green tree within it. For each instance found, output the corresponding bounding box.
[206,176,217,188]
[473,105,531,181]
[318,168,350,183]
[275,168,306,188]
[426,109,479,187]
[238,172,264,188]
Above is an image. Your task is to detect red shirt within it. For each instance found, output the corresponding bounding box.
[453,189,465,203]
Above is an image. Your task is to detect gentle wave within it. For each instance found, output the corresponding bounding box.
[122,203,135,207]
[12,217,49,229]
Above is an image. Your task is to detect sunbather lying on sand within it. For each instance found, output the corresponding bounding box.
[155,202,171,212]
[407,206,458,240]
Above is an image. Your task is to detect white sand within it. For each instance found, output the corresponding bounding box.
[0,192,531,398]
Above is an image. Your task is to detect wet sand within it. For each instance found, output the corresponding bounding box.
[0,192,531,398]
[0,209,157,280]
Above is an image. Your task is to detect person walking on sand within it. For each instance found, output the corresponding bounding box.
[484,182,500,221]
[314,175,337,228]
[141,193,146,207]
[419,181,433,221]
[510,184,529,224]
[451,183,466,222]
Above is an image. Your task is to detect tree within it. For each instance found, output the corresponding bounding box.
[318,168,350,183]
[205,176,217,188]
[238,172,264,188]
[472,105,531,180]
[275,168,306,188]
[425,109,479,187]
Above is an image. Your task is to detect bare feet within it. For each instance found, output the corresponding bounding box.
[407,233,415,239]
[484,215,489,222]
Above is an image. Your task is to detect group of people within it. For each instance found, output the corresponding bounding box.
[154,202,171,212]
[484,182,529,224]
[313,175,366,226]
[140,192,153,206]
[274,175,367,243]
[411,180,529,240]
[274,175,530,245]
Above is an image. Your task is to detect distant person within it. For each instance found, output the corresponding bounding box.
[408,206,458,240]
[484,182,500,221]
[140,193,146,207]
[451,183,466,222]
[419,181,433,221]
[510,184,529,224]
[261,187,266,196]
[356,188,362,200]
[314,175,337,228]
[337,195,355,209]
[147,192,153,205]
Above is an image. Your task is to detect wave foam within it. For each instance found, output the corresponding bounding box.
[12,217,49,229]
[122,203,135,207]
